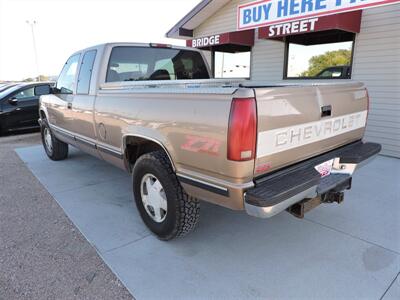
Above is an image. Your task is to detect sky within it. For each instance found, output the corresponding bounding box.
[0,0,202,80]
[0,0,355,80]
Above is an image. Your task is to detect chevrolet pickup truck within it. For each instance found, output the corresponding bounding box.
[38,43,381,240]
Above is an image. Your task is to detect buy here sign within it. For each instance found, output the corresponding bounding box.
[237,0,400,30]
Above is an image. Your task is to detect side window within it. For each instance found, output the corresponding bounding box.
[56,54,80,94]
[77,50,97,94]
[14,87,35,100]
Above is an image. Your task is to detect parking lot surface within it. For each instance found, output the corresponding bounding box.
[0,133,132,300]
[15,142,400,299]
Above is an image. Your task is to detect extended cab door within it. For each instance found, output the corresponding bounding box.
[70,49,100,157]
[46,54,80,142]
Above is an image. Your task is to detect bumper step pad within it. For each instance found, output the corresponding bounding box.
[246,141,381,209]
[245,168,320,207]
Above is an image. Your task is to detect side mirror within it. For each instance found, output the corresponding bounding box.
[8,97,18,105]
[34,84,52,96]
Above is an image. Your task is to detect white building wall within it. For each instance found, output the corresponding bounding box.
[194,0,254,37]
[250,32,285,81]
[352,4,400,157]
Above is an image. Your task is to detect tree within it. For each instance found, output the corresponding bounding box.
[22,75,50,82]
[300,49,351,77]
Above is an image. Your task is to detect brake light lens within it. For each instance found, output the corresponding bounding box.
[227,98,257,161]
[150,43,172,48]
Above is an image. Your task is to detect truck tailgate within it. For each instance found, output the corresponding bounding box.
[253,82,368,177]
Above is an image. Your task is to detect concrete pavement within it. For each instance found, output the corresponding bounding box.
[15,143,400,299]
[0,133,132,300]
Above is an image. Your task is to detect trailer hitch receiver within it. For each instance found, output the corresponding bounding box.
[322,191,345,204]
[287,191,345,219]
[287,197,322,219]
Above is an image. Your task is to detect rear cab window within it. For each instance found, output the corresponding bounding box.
[106,46,210,82]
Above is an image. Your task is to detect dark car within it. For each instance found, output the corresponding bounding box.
[0,83,19,93]
[316,65,351,79]
[0,82,53,134]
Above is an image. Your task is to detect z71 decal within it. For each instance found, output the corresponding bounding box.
[181,135,221,155]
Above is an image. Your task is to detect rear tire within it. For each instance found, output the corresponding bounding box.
[132,151,200,240]
[41,119,68,161]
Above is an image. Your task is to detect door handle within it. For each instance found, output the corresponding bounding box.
[321,105,332,117]
[67,102,72,109]
[15,107,21,111]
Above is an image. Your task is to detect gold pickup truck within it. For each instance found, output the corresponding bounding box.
[37,43,381,240]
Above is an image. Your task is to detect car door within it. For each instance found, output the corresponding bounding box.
[46,54,80,140]
[1,86,38,130]
[0,93,19,131]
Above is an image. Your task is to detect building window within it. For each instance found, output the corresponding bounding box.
[284,31,355,79]
[214,51,250,78]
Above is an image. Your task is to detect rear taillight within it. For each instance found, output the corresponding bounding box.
[227,98,257,161]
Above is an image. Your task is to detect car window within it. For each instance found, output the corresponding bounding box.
[77,50,97,94]
[56,54,80,94]
[106,46,209,82]
[14,87,35,100]
[318,68,343,78]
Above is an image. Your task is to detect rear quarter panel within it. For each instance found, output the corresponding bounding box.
[95,88,255,184]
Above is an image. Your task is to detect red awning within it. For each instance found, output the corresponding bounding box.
[259,11,362,40]
[186,29,255,53]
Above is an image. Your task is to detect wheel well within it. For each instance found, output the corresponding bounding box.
[39,110,46,119]
[124,136,174,172]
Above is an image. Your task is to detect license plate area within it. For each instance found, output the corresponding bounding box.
[314,159,334,177]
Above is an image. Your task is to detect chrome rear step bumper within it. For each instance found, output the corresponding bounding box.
[244,141,381,218]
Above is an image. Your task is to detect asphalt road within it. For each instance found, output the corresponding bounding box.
[0,132,133,300]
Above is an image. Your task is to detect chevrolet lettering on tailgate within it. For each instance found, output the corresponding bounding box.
[258,111,368,157]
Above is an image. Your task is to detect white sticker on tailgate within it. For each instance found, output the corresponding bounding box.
[315,159,334,178]
[257,110,368,158]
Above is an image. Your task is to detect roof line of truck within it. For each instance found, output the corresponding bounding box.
[70,42,201,57]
